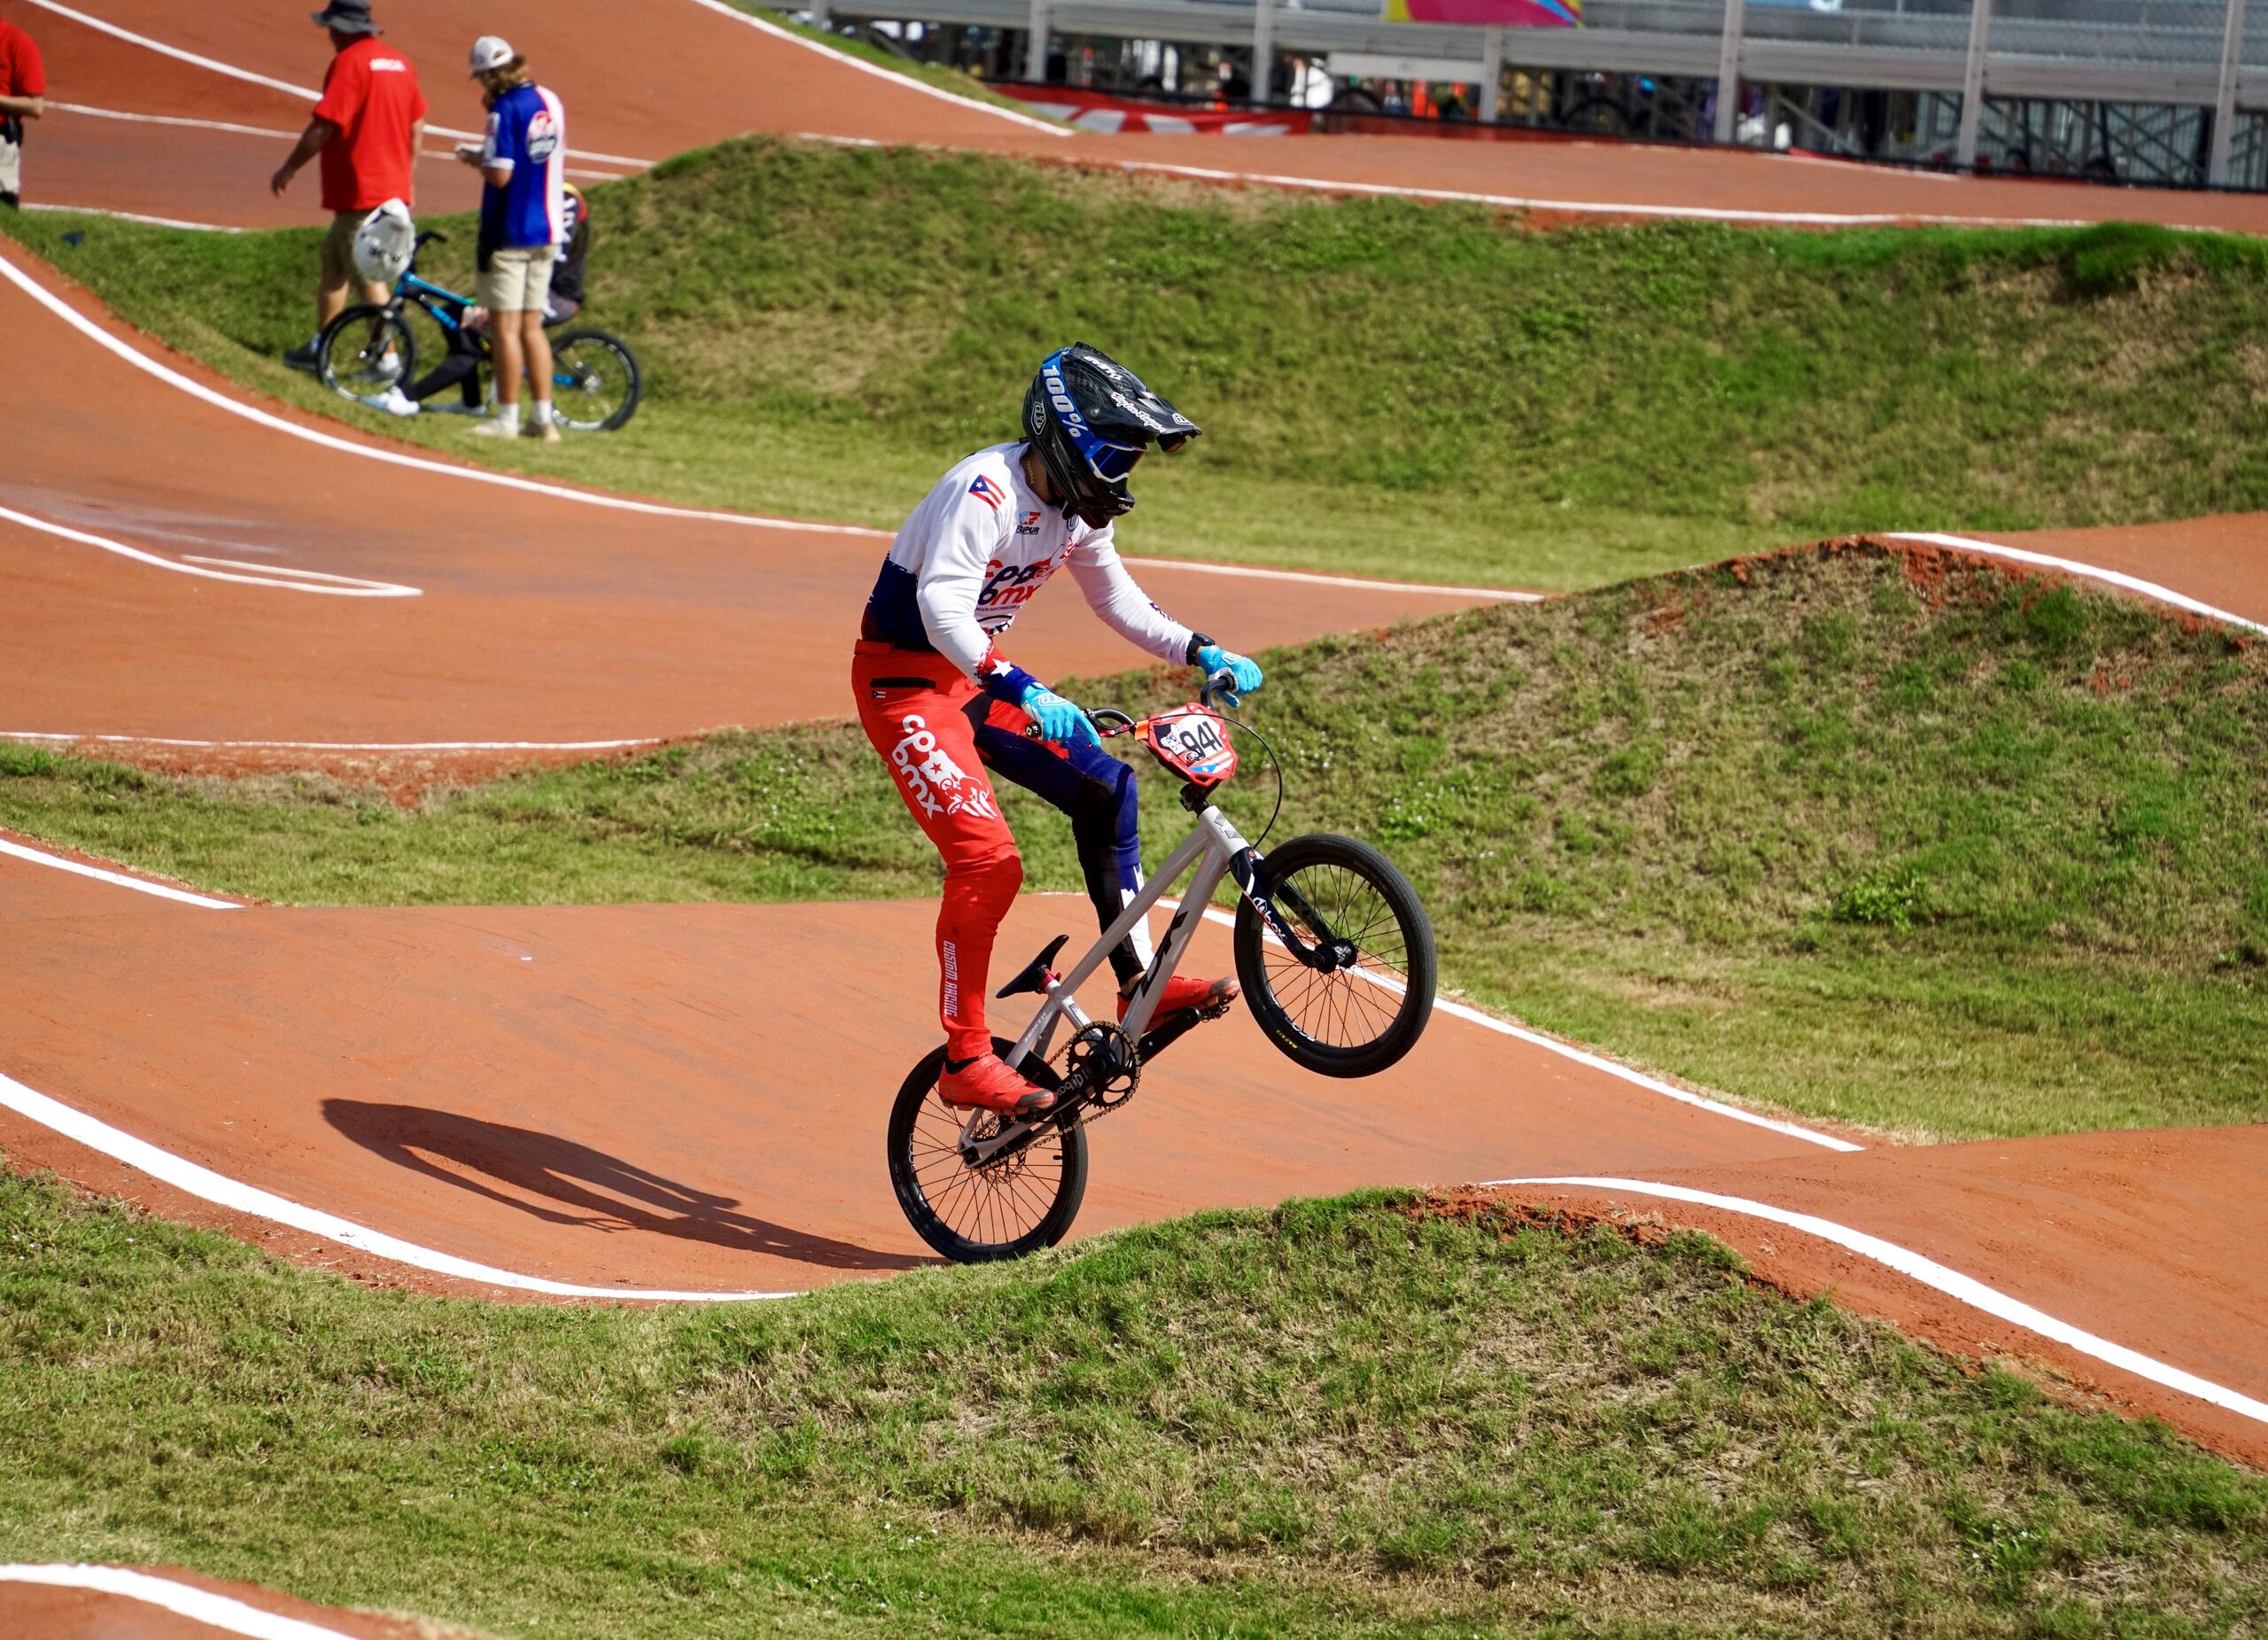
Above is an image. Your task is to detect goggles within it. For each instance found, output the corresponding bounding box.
[1084,440,1146,482]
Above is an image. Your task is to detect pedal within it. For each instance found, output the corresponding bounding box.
[997,934,1070,999]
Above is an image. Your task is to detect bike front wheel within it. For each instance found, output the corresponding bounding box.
[887,1037,1088,1263]
[316,305,416,403]
[1234,834,1437,1078]
[548,329,641,432]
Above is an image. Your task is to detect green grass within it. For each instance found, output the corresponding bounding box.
[12,144,2268,588]
[6,542,2263,1141]
[4,1168,2262,1636]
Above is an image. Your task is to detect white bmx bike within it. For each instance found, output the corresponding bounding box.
[885,672,1438,1262]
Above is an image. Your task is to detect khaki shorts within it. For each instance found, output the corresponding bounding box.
[319,210,362,287]
[0,135,22,202]
[479,245,556,314]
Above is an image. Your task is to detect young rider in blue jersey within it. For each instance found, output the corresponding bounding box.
[851,344,1266,1117]
[457,35,565,443]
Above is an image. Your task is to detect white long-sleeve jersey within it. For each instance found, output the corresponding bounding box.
[860,443,1193,701]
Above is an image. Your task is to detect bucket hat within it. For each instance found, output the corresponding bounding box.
[310,1,382,35]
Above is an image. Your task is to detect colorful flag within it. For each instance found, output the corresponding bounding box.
[1382,0,1579,24]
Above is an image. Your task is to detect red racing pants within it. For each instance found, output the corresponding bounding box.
[853,642,1025,1061]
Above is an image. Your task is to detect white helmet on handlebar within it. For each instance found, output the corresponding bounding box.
[351,198,416,286]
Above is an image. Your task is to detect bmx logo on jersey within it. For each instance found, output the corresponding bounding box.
[891,714,997,820]
[525,108,560,161]
[976,554,1068,632]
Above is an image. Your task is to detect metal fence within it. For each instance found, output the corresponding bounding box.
[813,0,2268,188]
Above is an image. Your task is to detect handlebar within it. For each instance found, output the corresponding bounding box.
[1023,671,1243,742]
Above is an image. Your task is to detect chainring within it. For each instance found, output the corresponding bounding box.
[1060,1022,1141,1115]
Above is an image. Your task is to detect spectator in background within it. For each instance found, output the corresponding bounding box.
[365,182,590,418]
[271,0,427,370]
[457,35,566,443]
[0,4,47,209]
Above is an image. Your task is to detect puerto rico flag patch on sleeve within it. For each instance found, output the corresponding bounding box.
[967,474,1006,512]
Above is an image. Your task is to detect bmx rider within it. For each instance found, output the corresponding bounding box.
[852,344,1265,1119]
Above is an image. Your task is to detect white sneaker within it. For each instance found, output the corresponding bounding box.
[465,419,519,439]
[377,349,403,382]
[361,386,420,417]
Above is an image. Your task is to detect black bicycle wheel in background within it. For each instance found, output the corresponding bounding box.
[887,1037,1088,1263]
[315,305,416,403]
[548,329,641,432]
[1234,833,1437,1078]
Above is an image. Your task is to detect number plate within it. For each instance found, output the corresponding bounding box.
[1144,704,1239,788]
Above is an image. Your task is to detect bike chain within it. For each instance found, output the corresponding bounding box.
[1053,1022,1140,1131]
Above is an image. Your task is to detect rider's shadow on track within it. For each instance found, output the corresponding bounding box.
[322,1100,925,1271]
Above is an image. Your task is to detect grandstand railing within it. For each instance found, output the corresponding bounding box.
[812,0,2268,188]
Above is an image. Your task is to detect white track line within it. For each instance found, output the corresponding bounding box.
[1,506,422,597]
[681,0,1070,139]
[0,1566,366,1640]
[21,0,314,97]
[1104,159,2102,230]
[0,1067,803,1301]
[3,731,663,751]
[0,247,1532,600]
[24,200,244,232]
[1181,902,1858,1151]
[51,98,295,138]
[19,0,654,165]
[0,246,882,537]
[50,102,641,180]
[0,836,240,908]
[1891,531,2266,634]
[1487,1175,2268,1426]
[779,126,2116,231]
[32,0,2237,233]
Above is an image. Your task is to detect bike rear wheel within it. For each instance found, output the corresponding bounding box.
[887,1037,1088,1263]
[316,305,416,403]
[548,329,641,432]
[1234,834,1436,1078]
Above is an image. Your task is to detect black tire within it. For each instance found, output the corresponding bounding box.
[548,329,641,432]
[887,1036,1088,1263]
[316,305,416,404]
[1234,834,1436,1078]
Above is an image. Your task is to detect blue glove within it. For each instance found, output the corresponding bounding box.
[1195,643,1263,695]
[1021,682,1100,748]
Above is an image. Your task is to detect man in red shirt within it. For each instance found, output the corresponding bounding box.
[271,0,427,369]
[0,4,48,210]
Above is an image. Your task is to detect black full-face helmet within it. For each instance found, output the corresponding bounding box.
[1021,343,1201,528]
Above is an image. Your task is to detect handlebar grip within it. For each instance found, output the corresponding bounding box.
[1200,668,1241,711]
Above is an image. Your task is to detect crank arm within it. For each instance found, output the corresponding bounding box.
[959,1083,1095,1166]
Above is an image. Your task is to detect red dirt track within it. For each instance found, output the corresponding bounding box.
[24,0,2268,234]
[1498,1129,2268,1468]
[6,0,2268,1511]
[0,855,1829,1296]
[0,250,1487,749]
[0,1566,448,1638]
[1958,516,2268,628]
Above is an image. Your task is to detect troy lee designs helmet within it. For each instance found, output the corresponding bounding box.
[1021,343,1201,528]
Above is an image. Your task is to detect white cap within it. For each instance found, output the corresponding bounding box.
[468,35,514,75]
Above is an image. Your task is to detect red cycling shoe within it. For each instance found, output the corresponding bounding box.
[1120,973,1239,1022]
[937,1052,1058,1119]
